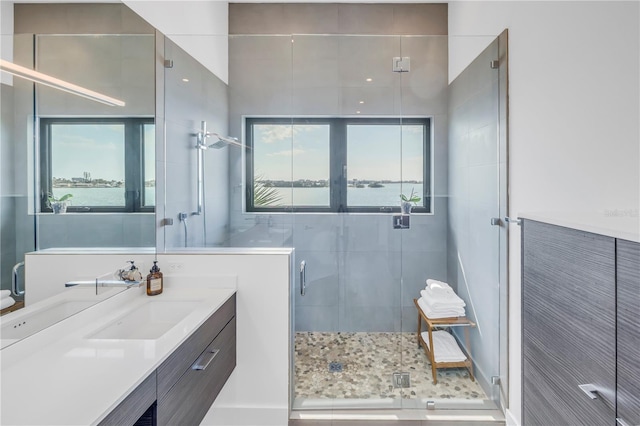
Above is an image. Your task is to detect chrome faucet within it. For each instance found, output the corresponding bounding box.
[64,279,143,288]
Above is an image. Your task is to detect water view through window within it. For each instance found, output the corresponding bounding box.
[248,118,429,211]
[51,124,126,206]
[46,119,155,210]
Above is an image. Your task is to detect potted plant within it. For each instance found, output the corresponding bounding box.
[400,188,420,214]
[48,193,73,214]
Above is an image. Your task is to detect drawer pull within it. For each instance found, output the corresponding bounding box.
[578,383,599,400]
[192,349,220,371]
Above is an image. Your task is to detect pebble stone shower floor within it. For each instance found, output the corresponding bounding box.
[295,332,487,400]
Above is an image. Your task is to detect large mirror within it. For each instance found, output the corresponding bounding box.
[0,4,157,344]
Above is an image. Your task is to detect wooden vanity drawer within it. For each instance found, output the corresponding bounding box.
[156,294,235,399]
[157,317,236,426]
[98,372,156,426]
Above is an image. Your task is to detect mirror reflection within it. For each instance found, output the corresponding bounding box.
[0,4,156,345]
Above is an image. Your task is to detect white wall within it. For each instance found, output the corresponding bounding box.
[449,2,640,424]
[123,0,229,84]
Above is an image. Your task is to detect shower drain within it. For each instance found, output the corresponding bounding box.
[328,362,343,373]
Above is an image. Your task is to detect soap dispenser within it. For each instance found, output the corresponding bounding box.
[146,261,163,296]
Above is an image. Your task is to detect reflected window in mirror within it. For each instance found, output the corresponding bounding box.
[39,118,155,213]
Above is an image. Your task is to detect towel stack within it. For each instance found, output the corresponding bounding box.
[420,330,467,362]
[417,279,466,319]
[1,289,16,310]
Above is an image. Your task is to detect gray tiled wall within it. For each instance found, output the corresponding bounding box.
[228,4,449,332]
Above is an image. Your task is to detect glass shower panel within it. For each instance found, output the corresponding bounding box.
[399,34,505,410]
[291,34,405,410]
[161,34,248,250]
[225,35,295,250]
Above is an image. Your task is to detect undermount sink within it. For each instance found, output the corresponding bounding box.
[87,300,200,340]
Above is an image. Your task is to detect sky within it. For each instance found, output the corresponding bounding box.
[253,123,424,182]
[51,123,155,181]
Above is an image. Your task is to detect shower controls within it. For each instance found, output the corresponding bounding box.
[393,215,410,229]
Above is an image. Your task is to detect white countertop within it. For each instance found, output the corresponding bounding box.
[0,282,236,425]
[519,211,640,243]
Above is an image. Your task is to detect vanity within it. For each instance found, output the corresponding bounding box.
[0,282,236,426]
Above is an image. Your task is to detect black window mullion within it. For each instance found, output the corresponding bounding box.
[124,119,142,212]
[330,119,346,212]
[39,120,53,212]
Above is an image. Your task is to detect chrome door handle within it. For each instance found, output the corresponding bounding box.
[300,260,307,296]
[578,384,599,399]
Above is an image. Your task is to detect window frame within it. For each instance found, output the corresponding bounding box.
[245,116,432,214]
[39,117,155,213]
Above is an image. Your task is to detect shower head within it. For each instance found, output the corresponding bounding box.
[207,134,242,149]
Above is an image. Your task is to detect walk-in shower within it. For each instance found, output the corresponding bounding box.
[221,25,509,415]
[160,3,509,420]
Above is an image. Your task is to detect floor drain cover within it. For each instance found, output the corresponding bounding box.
[328,362,343,372]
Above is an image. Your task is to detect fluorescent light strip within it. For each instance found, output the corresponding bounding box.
[0,59,125,107]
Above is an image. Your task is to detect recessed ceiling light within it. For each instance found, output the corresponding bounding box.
[356,111,361,114]
[359,100,364,104]
[365,78,373,82]
[182,78,189,82]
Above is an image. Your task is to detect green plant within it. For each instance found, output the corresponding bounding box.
[254,176,282,207]
[47,192,73,206]
[400,188,421,204]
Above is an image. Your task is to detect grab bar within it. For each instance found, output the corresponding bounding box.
[12,262,25,297]
[300,260,307,296]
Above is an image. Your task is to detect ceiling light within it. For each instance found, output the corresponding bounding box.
[182,78,189,82]
[356,111,361,114]
[0,59,125,107]
[365,78,373,82]
[359,100,364,104]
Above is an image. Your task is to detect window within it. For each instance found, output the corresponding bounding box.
[246,117,431,213]
[39,118,155,213]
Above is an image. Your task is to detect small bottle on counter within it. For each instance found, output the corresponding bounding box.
[146,261,163,296]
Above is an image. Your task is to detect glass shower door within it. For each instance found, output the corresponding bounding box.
[400,33,507,410]
[290,34,406,410]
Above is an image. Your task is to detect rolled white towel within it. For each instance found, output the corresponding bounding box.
[426,279,451,292]
[421,330,467,362]
[1,296,16,310]
[0,289,11,299]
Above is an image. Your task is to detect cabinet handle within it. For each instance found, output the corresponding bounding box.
[578,384,599,400]
[192,349,220,371]
[616,418,631,426]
